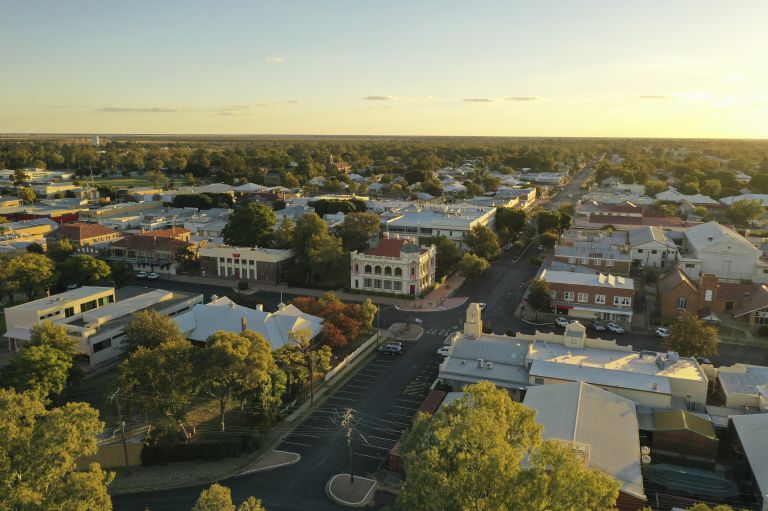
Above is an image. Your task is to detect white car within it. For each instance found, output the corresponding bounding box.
[437,346,452,357]
[147,272,160,281]
[606,322,624,334]
[414,318,423,324]
[136,271,148,279]
[555,316,571,328]
[656,327,670,338]
[478,303,487,311]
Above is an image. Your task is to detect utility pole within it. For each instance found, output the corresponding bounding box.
[109,388,131,469]
[341,408,355,483]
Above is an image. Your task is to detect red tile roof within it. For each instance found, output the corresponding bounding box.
[48,222,119,242]
[111,235,192,253]
[363,238,407,257]
[138,226,190,239]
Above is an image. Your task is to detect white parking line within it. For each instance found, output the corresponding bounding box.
[281,441,312,447]
[326,396,358,403]
[349,377,376,383]
[334,389,362,396]
[353,452,384,461]
[386,411,414,418]
[290,433,321,439]
[342,384,368,389]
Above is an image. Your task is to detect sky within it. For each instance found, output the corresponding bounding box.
[1,0,767,138]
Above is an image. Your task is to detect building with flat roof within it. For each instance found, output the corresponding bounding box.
[197,244,294,284]
[381,203,495,250]
[173,296,323,350]
[731,414,768,511]
[717,364,768,411]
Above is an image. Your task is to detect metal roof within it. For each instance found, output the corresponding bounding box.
[651,410,717,440]
[731,414,768,499]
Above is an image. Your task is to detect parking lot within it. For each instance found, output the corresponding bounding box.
[275,337,443,475]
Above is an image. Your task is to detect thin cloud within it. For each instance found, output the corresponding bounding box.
[503,96,542,101]
[285,99,302,104]
[264,56,286,64]
[96,106,177,113]
[630,95,674,100]
[364,95,398,101]
[463,97,496,103]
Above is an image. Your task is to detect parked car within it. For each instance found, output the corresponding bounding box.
[696,356,712,365]
[377,343,402,356]
[555,316,571,328]
[66,283,78,290]
[504,243,514,251]
[437,346,451,357]
[606,322,624,334]
[147,272,160,281]
[589,320,607,331]
[655,327,670,338]
[136,271,148,279]
[537,245,544,250]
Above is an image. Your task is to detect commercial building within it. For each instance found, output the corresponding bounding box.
[197,244,294,284]
[539,268,635,324]
[45,221,121,248]
[628,226,679,269]
[107,231,195,273]
[523,383,647,510]
[554,230,632,276]
[381,203,495,251]
[717,364,768,411]
[173,296,324,350]
[680,221,767,283]
[350,234,436,296]
[730,414,768,511]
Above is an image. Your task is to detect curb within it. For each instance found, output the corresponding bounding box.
[326,474,378,507]
[240,450,301,475]
[395,296,469,312]
[521,318,554,326]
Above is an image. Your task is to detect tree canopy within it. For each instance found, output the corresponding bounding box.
[335,212,381,252]
[192,483,267,511]
[464,224,501,260]
[0,388,113,510]
[123,309,186,353]
[222,203,276,247]
[58,254,111,287]
[457,252,490,278]
[6,253,56,300]
[398,382,620,511]
[664,312,719,359]
[727,199,765,227]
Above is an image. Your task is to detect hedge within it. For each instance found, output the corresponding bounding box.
[141,434,260,466]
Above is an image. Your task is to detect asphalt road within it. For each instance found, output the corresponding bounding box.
[112,222,768,509]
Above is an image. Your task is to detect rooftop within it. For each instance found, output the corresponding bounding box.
[540,269,634,289]
[6,286,114,312]
[731,414,768,499]
[439,336,530,389]
[48,222,119,241]
[684,221,760,254]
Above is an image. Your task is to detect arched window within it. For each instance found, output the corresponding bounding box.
[374,266,382,275]
[364,265,372,274]
[384,267,392,276]
[394,267,402,277]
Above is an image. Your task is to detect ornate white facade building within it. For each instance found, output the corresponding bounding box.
[350,234,436,296]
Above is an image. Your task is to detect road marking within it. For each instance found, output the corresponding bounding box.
[289,433,321,439]
[342,384,368,389]
[353,452,384,461]
[281,441,312,447]
[386,411,414,418]
[325,396,358,403]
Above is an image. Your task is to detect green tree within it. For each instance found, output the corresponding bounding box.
[701,179,722,198]
[18,187,36,204]
[307,234,349,287]
[536,210,561,234]
[335,212,381,252]
[540,229,560,248]
[48,238,75,263]
[123,309,186,353]
[202,330,274,432]
[644,180,668,197]
[30,320,78,356]
[429,236,461,280]
[58,254,111,286]
[358,298,378,329]
[147,169,168,188]
[273,330,332,401]
[25,242,44,254]
[222,203,276,247]
[108,260,135,287]
[727,199,766,227]
[119,339,200,439]
[526,279,552,320]
[398,382,619,511]
[292,213,329,262]
[691,206,709,218]
[175,245,197,271]
[664,312,719,358]
[272,217,295,249]
[457,252,490,278]
[464,224,501,260]
[7,252,56,300]
[1,344,72,400]
[0,389,114,510]
[192,483,267,511]
[496,207,528,234]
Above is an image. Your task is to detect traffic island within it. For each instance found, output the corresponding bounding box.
[389,322,424,341]
[326,473,377,507]
[241,450,300,475]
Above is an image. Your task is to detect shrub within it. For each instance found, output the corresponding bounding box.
[141,434,260,466]
[237,279,249,291]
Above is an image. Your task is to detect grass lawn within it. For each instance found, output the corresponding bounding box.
[89,177,155,188]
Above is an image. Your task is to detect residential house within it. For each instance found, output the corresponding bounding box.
[656,188,721,207]
[628,226,679,269]
[720,194,768,207]
[657,270,760,322]
[45,221,121,249]
[173,296,323,350]
[350,234,436,296]
[539,268,635,323]
[518,172,568,185]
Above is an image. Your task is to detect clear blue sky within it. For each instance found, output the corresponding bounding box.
[2,0,766,137]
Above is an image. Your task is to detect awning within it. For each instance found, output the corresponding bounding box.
[3,326,32,341]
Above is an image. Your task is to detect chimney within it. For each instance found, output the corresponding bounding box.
[241,316,247,332]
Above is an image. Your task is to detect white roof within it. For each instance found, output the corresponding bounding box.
[235,183,269,192]
[720,194,768,207]
[173,297,323,350]
[6,286,113,312]
[439,337,530,389]
[719,365,768,397]
[628,226,673,248]
[540,269,634,290]
[656,188,719,205]
[731,414,768,498]
[684,221,760,254]
[523,382,645,499]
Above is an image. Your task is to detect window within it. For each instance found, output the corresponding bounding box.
[354,264,359,273]
[606,259,614,267]
[384,267,392,276]
[411,267,415,277]
[637,249,643,254]
[564,291,574,301]
[534,377,545,385]
[568,257,575,264]
[227,258,232,264]
[374,279,381,289]
[394,268,402,277]
[65,306,75,317]
[80,300,98,313]
[374,266,382,275]
[613,296,631,307]
[577,293,588,303]
[595,294,606,305]
[364,278,372,287]
[384,280,391,289]
[92,339,112,353]
[108,295,114,303]
[580,257,588,264]
[725,301,734,311]
[219,257,225,263]
[354,279,359,288]
[685,263,695,268]
[704,289,713,302]
[98,297,105,306]
[677,296,688,310]
[651,250,657,254]
[364,265,372,274]
[549,290,557,299]
[393,282,402,291]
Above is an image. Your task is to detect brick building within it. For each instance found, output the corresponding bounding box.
[539,268,635,324]
[45,221,121,248]
[197,244,294,285]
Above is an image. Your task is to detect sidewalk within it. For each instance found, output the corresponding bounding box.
[394,273,467,312]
